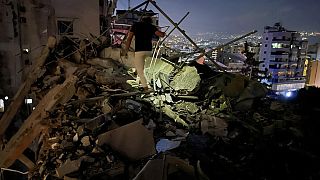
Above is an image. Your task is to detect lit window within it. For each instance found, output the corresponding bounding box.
[0,99,4,112]
[25,99,32,104]
[272,43,284,49]
[23,48,29,54]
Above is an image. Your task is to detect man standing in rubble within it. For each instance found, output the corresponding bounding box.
[123,15,165,92]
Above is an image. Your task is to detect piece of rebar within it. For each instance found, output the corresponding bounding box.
[159,12,190,44]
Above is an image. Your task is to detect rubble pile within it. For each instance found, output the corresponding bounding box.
[2,36,320,180]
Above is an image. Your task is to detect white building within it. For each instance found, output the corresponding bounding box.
[259,23,308,93]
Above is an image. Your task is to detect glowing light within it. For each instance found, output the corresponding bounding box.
[25,99,33,104]
[4,96,8,100]
[23,48,29,53]
[285,91,292,97]
[0,99,4,112]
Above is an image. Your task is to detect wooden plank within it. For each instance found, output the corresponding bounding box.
[0,75,78,168]
[0,37,56,138]
[18,154,35,170]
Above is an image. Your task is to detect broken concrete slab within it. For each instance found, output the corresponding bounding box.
[97,119,156,160]
[170,66,201,92]
[144,57,175,89]
[162,105,189,127]
[176,102,199,114]
[200,115,228,137]
[56,159,82,178]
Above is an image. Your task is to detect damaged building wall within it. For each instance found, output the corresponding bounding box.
[52,0,100,38]
[0,1,23,96]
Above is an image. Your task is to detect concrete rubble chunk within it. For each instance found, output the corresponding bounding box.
[102,98,113,114]
[201,115,228,137]
[84,113,111,131]
[162,105,188,127]
[133,155,200,180]
[170,66,201,92]
[81,136,91,147]
[176,102,199,114]
[64,176,78,180]
[144,57,175,88]
[97,119,156,160]
[56,159,82,178]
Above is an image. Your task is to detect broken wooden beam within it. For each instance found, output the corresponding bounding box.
[0,75,78,168]
[0,36,57,138]
[18,154,36,170]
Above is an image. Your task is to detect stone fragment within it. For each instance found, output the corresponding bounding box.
[201,115,228,137]
[176,102,199,114]
[97,119,155,160]
[170,66,201,92]
[56,159,81,178]
[81,136,91,147]
[73,133,79,142]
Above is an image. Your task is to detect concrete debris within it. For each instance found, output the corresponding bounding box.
[97,119,156,160]
[56,159,82,178]
[170,66,201,92]
[1,35,319,180]
[81,136,91,147]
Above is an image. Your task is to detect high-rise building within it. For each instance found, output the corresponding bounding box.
[259,23,308,94]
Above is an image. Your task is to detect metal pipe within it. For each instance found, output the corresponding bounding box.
[149,1,202,52]
[159,12,190,44]
[149,1,227,70]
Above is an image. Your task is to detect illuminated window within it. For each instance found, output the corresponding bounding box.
[272,43,283,48]
[25,99,32,104]
[0,99,4,112]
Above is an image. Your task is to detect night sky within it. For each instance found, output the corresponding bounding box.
[117,0,320,34]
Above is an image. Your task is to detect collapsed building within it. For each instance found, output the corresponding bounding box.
[1,1,320,180]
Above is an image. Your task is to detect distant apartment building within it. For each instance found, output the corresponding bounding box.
[216,42,260,73]
[259,23,308,94]
[0,0,116,99]
[306,43,320,87]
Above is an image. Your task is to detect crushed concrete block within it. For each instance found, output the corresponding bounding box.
[85,113,111,131]
[56,159,82,178]
[176,102,199,114]
[73,133,79,142]
[64,176,78,180]
[80,156,95,163]
[144,57,175,89]
[97,119,156,160]
[201,115,228,137]
[162,105,188,127]
[102,98,113,114]
[81,136,91,147]
[170,66,201,92]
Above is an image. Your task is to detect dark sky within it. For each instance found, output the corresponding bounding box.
[117,0,320,34]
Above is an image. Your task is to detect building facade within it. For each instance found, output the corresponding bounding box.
[259,23,308,94]
[306,43,320,87]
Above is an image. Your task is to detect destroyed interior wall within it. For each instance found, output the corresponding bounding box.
[52,0,100,38]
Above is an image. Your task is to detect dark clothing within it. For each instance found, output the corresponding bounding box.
[130,22,157,52]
